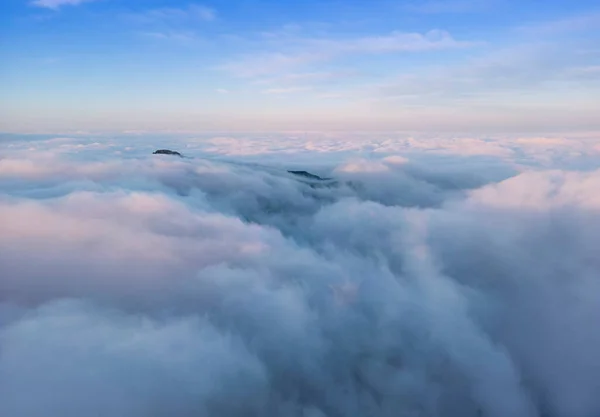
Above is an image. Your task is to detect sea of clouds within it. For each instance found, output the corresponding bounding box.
[1,132,600,417]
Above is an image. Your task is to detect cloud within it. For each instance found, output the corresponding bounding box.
[145,4,216,22]
[125,4,216,25]
[31,0,97,9]
[1,135,600,417]
[139,31,198,43]
[516,11,600,35]
[253,71,360,86]
[220,30,478,78]
[262,86,313,95]
[373,41,600,109]
[405,0,495,14]
[308,29,478,54]
[317,92,346,99]
[195,133,600,170]
[219,52,326,78]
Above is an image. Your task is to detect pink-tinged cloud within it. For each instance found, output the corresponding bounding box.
[1,135,600,416]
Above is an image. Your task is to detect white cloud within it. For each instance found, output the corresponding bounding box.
[467,169,600,209]
[516,11,600,35]
[2,135,600,417]
[308,29,478,54]
[219,52,326,78]
[253,71,359,86]
[262,86,313,95]
[31,0,97,9]
[372,41,600,109]
[317,92,346,99]
[139,31,198,42]
[335,159,391,173]
[144,4,216,22]
[220,30,477,78]
[405,0,495,14]
[125,4,216,25]
[195,133,600,170]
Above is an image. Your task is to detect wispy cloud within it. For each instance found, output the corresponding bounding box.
[146,4,216,22]
[372,41,600,109]
[252,70,360,86]
[41,57,61,65]
[516,11,600,35]
[262,86,313,95]
[311,29,477,53]
[139,31,198,43]
[278,71,348,81]
[125,4,216,45]
[125,4,216,25]
[31,0,97,9]
[220,52,325,78]
[568,65,600,77]
[317,92,346,99]
[404,0,495,14]
[221,30,479,78]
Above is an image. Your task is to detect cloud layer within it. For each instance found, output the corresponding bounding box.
[1,134,600,417]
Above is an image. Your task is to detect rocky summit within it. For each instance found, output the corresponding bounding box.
[153,149,183,157]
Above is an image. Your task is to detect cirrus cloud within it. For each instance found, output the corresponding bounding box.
[31,0,97,9]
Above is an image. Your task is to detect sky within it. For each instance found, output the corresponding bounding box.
[1,0,600,133]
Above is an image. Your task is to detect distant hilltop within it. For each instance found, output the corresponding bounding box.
[151,150,335,186]
[287,170,331,181]
[153,149,182,157]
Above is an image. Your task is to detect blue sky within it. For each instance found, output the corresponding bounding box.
[1,0,599,133]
